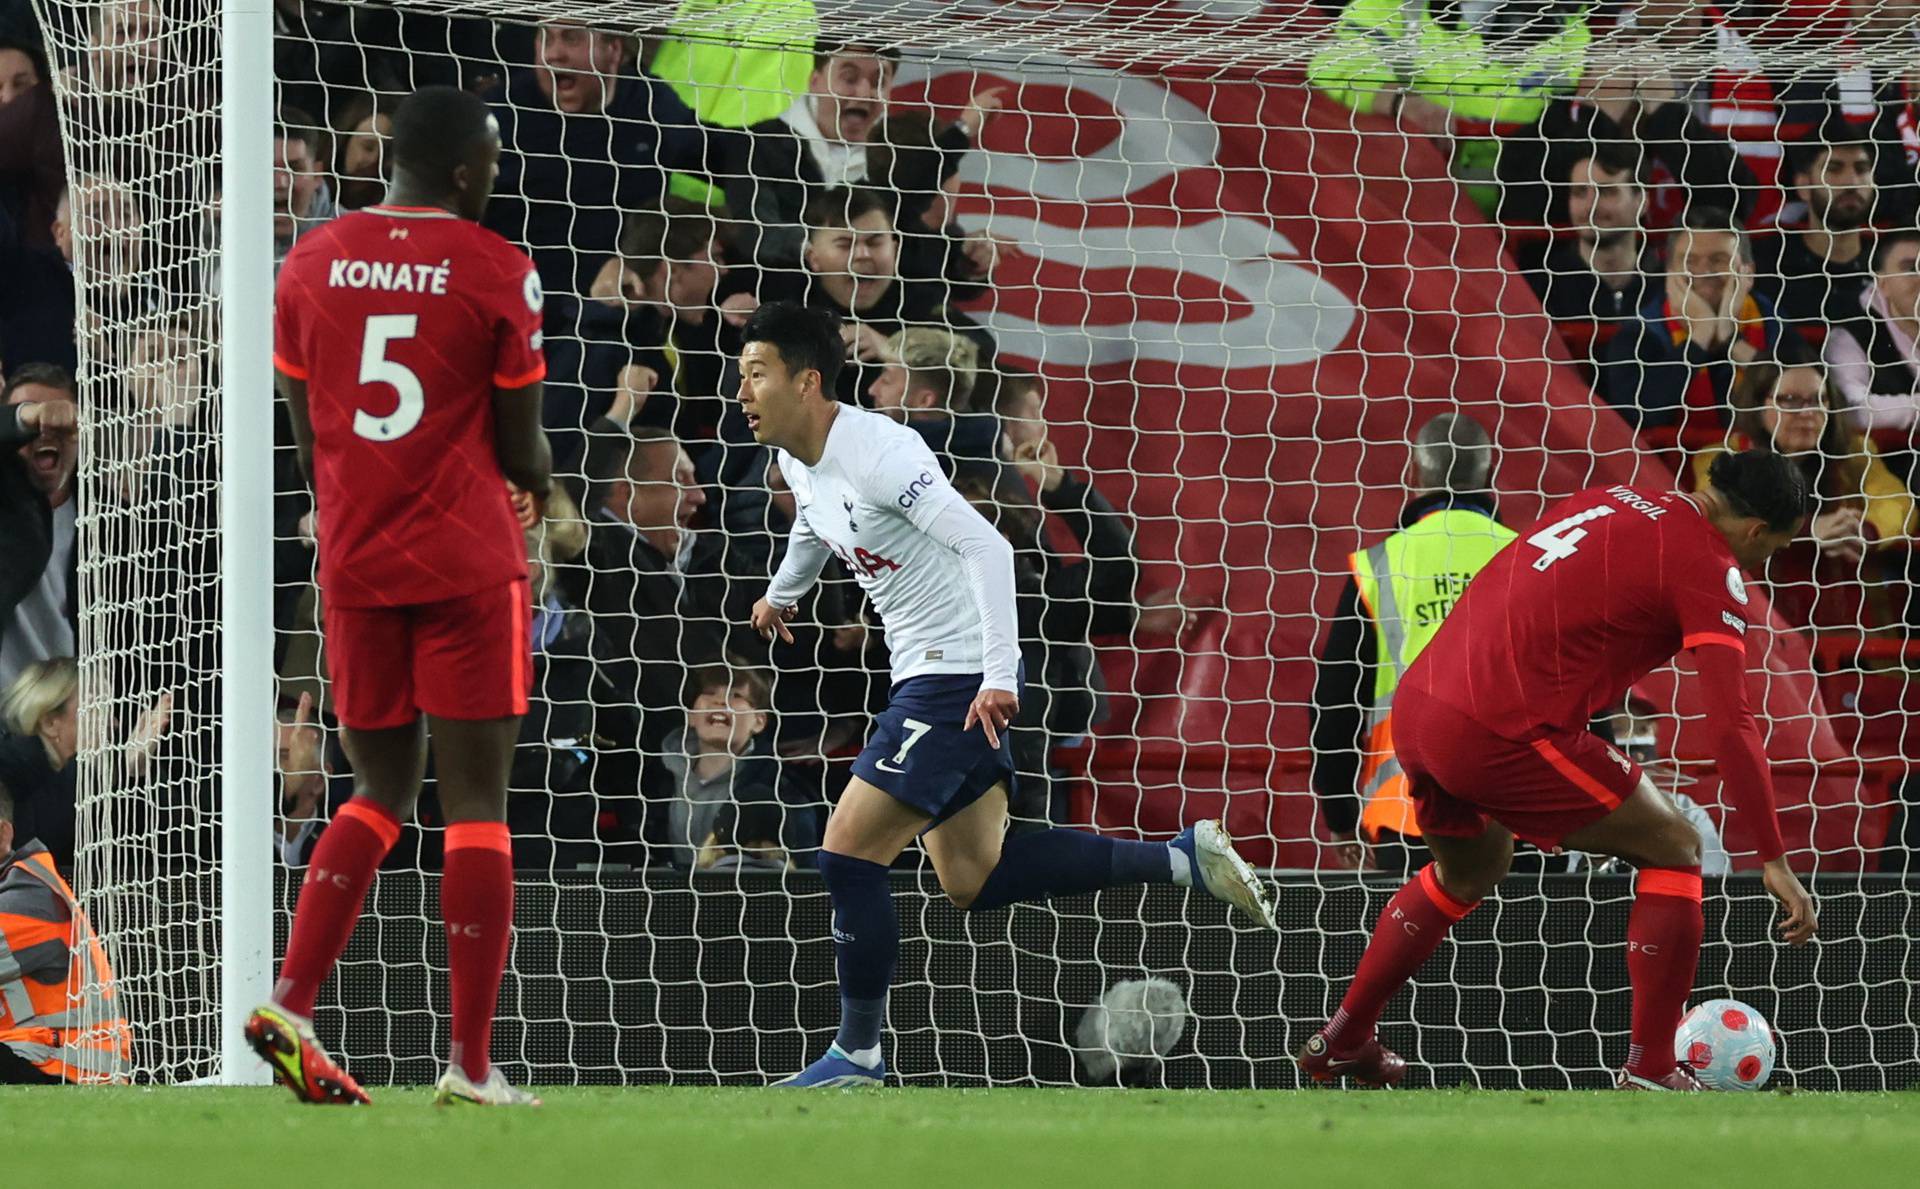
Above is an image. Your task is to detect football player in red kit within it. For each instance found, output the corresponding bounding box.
[1298,449,1819,1091]
[250,85,553,1107]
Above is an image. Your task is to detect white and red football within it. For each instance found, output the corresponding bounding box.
[1675,998,1778,1091]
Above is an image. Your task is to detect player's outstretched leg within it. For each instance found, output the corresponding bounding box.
[1561,785,1707,1092]
[250,720,423,1104]
[777,781,929,1088]
[935,797,1275,928]
[427,715,540,1107]
[1297,826,1511,1087]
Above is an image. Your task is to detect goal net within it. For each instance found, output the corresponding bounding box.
[22,0,1919,1090]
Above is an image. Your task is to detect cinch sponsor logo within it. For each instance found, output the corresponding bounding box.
[897,470,937,509]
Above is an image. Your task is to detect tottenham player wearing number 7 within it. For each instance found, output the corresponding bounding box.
[1297,450,1820,1092]
[255,87,553,1108]
[740,302,1278,1088]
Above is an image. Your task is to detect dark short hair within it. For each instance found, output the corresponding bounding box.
[868,111,964,205]
[331,90,400,136]
[1709,448,1809,533]
[1786,114,1877,184]
[1670,205,1751,264]
[810,40,901,74]
[989,369,1040,417]
[684,662,772,713]
[1872,228,1920,273]
[742,300,844,396]
[275,105,322,155]
[390,85,495,192]
[617,205,720,273]
[802,185,893,237]
[1769,329,1821,369]
[1569,140,1648,188]
[2,361,77,402]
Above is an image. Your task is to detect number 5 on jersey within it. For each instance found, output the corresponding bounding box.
[355,314,424,441]
[1527,505,1615,572]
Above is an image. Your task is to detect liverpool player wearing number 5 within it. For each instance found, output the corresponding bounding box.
[1298,451,1819,1091]
[251,87,552,1108]
[740,302,1277,1088]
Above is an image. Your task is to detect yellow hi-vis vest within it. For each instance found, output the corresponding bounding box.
[1349,507,1515,841]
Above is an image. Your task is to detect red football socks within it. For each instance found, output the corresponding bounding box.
[274,797,402,1017]
[1324,864,1479,1051]
[442,820,514,1084]
[1624,866,1704,1079]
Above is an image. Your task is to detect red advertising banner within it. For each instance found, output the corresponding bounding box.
[897,63,1885,868]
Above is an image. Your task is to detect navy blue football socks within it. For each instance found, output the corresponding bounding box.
[817,850,896,1065]
[967,829,1175,912]
[818,833,1175,1063]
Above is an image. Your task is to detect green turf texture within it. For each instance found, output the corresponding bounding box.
[7,1086,1916,1188]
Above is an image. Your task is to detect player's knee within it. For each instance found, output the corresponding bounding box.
[352,784,416,820]
[941,872,991,911]
[1437,864,1499,906]
[1432,830,1510,904]
[1666,817,1704,869]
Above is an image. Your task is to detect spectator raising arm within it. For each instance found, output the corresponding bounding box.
[1011,439,1140,639]
[1039,470,1137,637]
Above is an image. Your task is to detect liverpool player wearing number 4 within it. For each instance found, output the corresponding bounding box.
[740,302,1276,1088]
[1298,450,1819,1092]
[254,87,553,1108]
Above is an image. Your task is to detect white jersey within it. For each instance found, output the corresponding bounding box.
[766,406,1021,691]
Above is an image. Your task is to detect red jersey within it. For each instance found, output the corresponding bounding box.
[273,206,546,608]
[1404,485,1751,740]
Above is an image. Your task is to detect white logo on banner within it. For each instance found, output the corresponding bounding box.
[896,55,1357,371]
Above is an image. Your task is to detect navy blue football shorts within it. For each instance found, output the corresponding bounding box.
[850,670,1022,829]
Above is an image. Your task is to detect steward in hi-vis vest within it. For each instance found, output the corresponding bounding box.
[1310,415,1512,868]
[0,783,130,1084]
[1306,0,1591,214]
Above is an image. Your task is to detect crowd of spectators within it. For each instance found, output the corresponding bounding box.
[6,1,1920,875]
[1310,0,1920,856]
[0,4,1149,876]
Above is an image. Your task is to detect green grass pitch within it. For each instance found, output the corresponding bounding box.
[7,1086,1917,1188]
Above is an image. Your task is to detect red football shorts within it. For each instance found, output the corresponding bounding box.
[1393,684,1641,850]
[324,579,532,730]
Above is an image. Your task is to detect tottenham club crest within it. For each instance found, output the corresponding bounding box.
[1725,566,1749,606]
[843,496,858,533]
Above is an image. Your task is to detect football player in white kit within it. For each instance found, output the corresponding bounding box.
[739,302,1276,1088]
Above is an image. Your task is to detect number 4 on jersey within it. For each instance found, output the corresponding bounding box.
[1527,505,1615,572]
